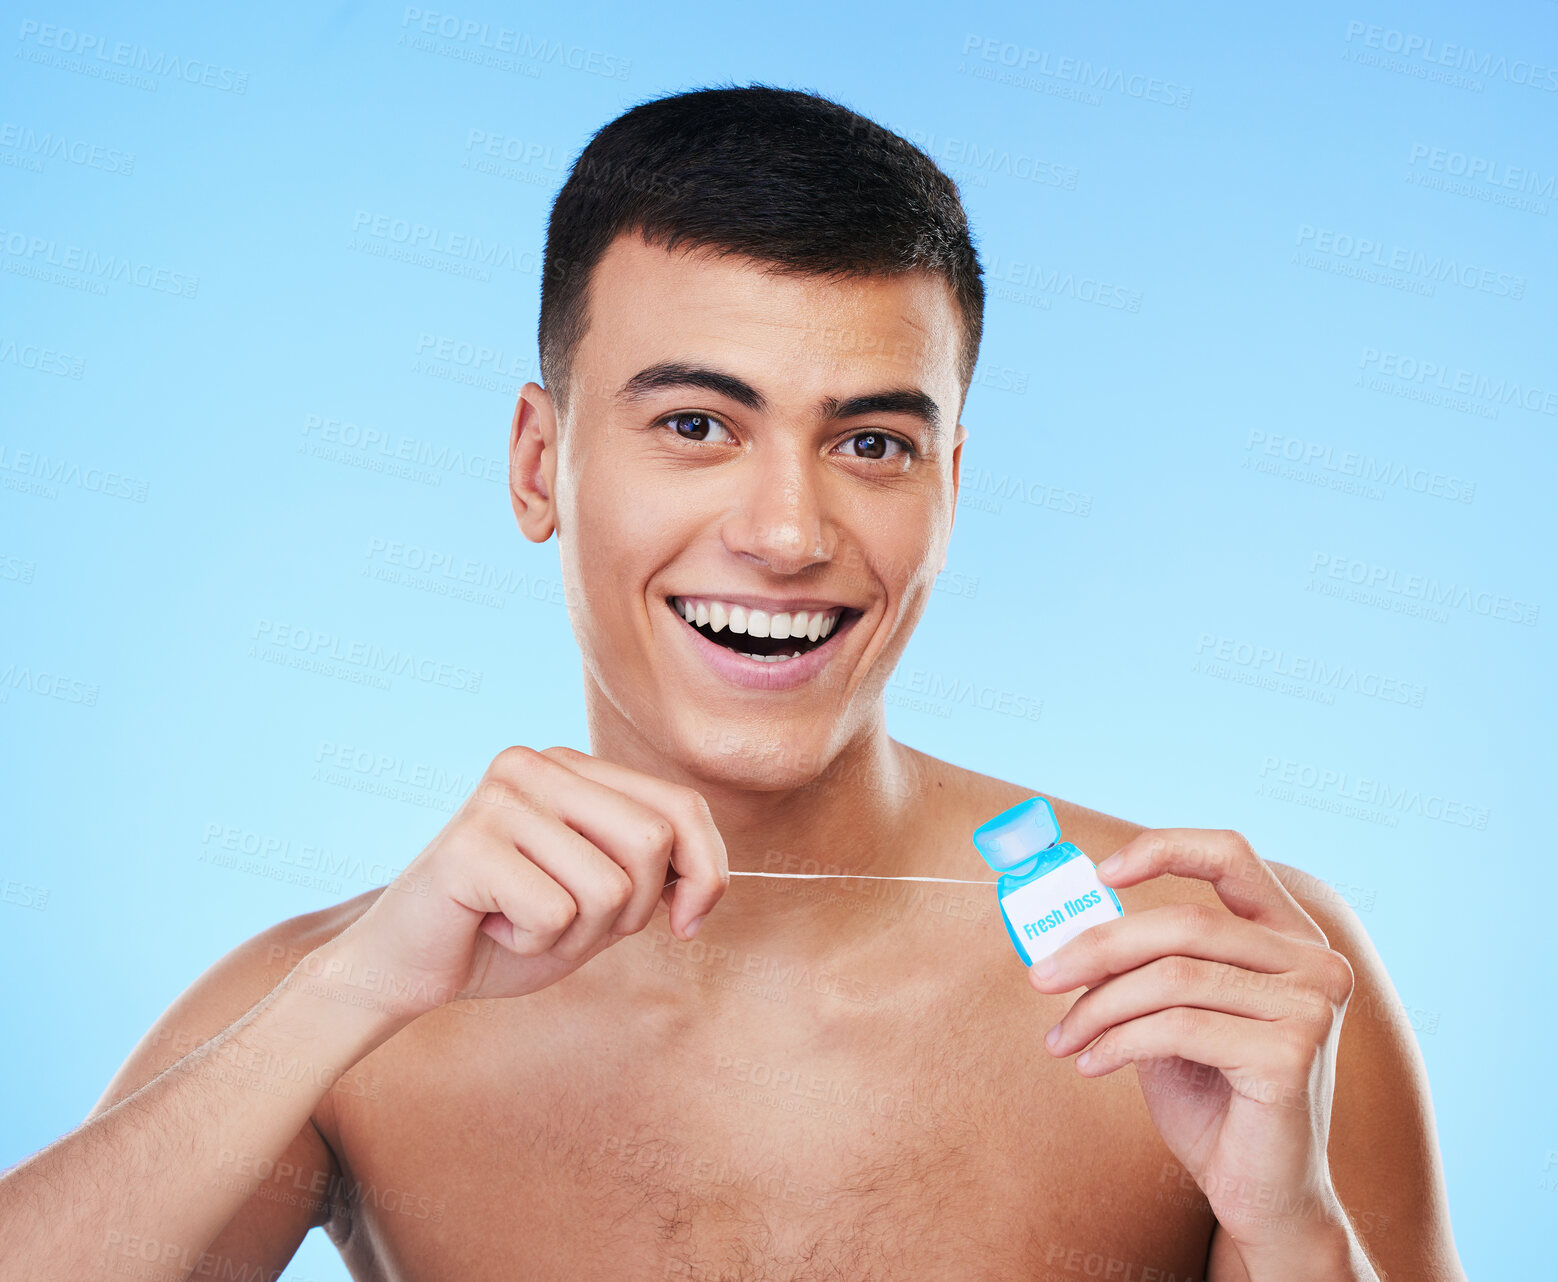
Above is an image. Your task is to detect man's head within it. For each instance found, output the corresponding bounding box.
[509,84,985,790]
[537,83,985,424]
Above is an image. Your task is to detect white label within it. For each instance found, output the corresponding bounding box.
[999,856,1122,963]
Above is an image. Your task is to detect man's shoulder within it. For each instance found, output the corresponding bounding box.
[226,887,386,983]
[1252,860,1455,1274]
[184,886,387,1010]
[922,755,1382,940]
[909,747,1149,861]
[1261,857,1384,984]
[94,888,386,1116]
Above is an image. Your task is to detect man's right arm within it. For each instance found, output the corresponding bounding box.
[0,894,408,1281]
[0,745,729,1281]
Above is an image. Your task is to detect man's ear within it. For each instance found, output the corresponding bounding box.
[510,381,559,542]
[940,419,968,573]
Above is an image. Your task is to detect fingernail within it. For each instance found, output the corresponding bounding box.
[1096,854,1124,877]
[1032,957,1057,980]
[1076,1050,1093,1070]
[684,914,706,939]
[1044,1023,1061,1049]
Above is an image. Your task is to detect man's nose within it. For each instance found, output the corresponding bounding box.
[720,452,837,573]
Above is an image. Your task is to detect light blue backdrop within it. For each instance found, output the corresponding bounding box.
[3,1,1552,1275]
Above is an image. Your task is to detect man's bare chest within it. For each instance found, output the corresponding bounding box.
[321,954,1215,1282]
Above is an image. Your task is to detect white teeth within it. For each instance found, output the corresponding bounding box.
[671,597,846,642]
[671,595,850,669]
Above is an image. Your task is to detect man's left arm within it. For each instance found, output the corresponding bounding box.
[1033,830,1469,1282]
[1206,861,1467,1282]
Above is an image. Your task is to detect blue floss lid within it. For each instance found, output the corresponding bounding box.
[971,796,1062,872]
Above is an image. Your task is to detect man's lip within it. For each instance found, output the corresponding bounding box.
[662,596,862,690]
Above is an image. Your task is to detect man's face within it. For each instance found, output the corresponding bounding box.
[517,232,968,789]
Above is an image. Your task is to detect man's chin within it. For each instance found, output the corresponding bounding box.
[672,717,840,793]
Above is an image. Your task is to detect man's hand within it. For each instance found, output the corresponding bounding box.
[325,745,730,1020]
[1029,828,1372,1279]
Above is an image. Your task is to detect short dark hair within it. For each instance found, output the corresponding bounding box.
[538,82,985,422]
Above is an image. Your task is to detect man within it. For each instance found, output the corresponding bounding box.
[1,85,1465,1281]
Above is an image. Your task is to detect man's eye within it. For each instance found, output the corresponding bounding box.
[838,431,912,461]
[659,416,909,461]
[663,412,731,443]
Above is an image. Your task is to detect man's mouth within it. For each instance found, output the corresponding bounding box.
[666,596,859,664]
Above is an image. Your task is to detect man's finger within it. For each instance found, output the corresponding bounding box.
[1095,828,1324,942]
[538,746,729,938]
[1029,901,1311,995]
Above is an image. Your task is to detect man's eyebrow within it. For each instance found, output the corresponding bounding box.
[615,362,942,434]
[818,389,941,435]
[617,362,769,413]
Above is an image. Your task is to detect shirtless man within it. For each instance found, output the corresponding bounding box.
[2,86,1466,1281]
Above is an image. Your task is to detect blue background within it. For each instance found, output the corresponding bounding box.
[3,1,1552,1275]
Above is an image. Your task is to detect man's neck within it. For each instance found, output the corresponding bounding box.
[582,694,937,958]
